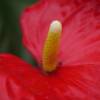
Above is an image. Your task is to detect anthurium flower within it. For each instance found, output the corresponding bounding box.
[0,0,100,99]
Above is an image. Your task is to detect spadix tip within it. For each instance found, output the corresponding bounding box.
[49,20,62,33]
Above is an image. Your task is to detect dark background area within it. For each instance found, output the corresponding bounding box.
[0,0,37,65]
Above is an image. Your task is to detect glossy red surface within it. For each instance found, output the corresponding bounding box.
[0,54,100,99]
[21,0,100,65]
[0,0,100,99]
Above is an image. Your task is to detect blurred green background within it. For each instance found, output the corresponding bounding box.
[0,0,37,65]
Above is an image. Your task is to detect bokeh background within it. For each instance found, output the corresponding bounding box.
[0,0,37,65]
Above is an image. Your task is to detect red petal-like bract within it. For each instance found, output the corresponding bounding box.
[21,0,100,65]
[0,54,100,99]
[0,0,100,99]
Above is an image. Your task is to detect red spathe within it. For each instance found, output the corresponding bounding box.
[0,0,100,99]
[21,0,100,65]
[0,54,100,99]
